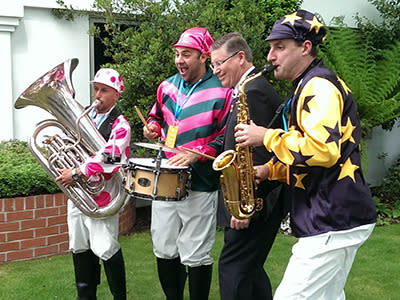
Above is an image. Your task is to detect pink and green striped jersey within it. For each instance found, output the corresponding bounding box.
[148,69,232,191]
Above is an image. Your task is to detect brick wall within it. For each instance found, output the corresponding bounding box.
[118,196,136,235]
[0,193,136,264]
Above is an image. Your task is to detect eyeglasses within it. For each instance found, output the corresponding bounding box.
[210,51,239,71]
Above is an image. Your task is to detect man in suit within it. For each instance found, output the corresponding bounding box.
[210,32,287,300]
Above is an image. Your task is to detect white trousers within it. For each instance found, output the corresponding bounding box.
[274,223,375,300]
[67,200,121,261]
[151,190,218,267]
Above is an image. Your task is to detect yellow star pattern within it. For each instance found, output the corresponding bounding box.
[306,16,324,34]
[338,157,359,182]
[337,76,351,95]
[341,117,356,144]
[293,173,307,190]
[282,12,303,26]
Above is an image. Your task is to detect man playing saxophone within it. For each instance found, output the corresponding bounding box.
[56,68,131,300]
[210,32,288,300]
[235,10,376,299]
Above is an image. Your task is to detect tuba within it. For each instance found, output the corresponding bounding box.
[14,58,130,218]
[213,65,276,219]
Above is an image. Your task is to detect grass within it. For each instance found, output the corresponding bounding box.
[1,224,399,299]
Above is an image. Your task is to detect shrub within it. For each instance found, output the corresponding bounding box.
[371,156,400,225]
[0,140,60,198]
[373,157,400,205]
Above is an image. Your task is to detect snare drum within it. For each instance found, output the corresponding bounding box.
[125,158,191,201]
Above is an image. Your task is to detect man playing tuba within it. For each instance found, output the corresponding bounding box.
[56,68,131,300]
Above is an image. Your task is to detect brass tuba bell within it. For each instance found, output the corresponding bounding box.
[14,58,130,218]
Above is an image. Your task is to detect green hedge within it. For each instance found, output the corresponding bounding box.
[0,140,60,198]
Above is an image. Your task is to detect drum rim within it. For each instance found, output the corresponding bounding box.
[131,191,188,202]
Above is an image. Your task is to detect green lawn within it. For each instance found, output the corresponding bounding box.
[1,224,399,299]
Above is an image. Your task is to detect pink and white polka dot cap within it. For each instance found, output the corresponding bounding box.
[91,68,124,93]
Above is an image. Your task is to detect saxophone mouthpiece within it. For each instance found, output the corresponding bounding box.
[261,64,277,74]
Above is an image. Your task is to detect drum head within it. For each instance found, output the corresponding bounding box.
[128,157,188,170]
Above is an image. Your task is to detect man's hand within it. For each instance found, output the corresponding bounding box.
[143,123,159,140]
[167,152,198,167]
[254,165,270,184]
[230,216,250,230]
[55,168,74,188]
[234,120,267,147]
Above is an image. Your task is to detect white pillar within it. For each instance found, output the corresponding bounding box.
[0,2,23,141]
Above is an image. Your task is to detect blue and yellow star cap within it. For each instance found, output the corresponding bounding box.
[266,10,327,45]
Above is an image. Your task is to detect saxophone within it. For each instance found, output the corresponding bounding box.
[212,65,277,219]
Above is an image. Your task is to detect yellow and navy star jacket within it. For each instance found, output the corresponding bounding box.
[264,60,377,238]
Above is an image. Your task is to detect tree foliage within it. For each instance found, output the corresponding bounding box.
[355,0,400,51]
[351,0,400,131]
[90,0,301,148]
[343,0,400,217]
[320,24,400,136]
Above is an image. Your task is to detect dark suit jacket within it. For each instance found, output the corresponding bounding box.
[217,68,284,227]
[98,107,122,140]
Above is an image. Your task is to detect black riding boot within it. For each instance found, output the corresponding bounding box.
[156,257,187,300]
[103,249,127,300]
[72,250,101,300]
[188,264,212,300]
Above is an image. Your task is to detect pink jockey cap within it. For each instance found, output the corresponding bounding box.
[173,27,214,56]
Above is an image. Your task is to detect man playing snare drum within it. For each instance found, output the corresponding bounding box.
[143,27,232,299]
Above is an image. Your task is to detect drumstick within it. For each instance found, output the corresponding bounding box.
[180,146,215,160]
[155,142,184,154]
[135,105,150,131]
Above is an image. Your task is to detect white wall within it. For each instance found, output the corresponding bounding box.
[11,5,92,141]
[364,123,400,186]
[301,0,380,27]
[0,0,24,140]
[23,0,95,10]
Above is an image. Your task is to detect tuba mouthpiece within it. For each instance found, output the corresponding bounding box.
[92,99,100,108]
